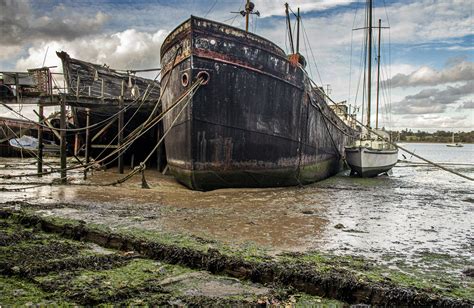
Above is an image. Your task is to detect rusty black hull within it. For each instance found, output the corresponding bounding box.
[161,17,356,190]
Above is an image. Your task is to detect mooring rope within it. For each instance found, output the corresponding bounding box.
[101,77,202,187]
[0,48,184,179]
[0,77,204,190]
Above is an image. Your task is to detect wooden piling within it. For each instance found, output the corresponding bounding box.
[60,96,67,184]
[84,108,90,180]
[156,124,164,171]
[37,104,44,177]
[118,81,124,174]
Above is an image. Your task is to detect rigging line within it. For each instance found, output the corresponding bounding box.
[78,80,203,187]
[81,81,201,173]
[0,78,204,180]
[91,46,182,164]
[348,0,362,106]
[85,79,204,170]
[300,22,314,80]
[301,20,324,87]
[0,91,146,133]
[203,0,218,18]
[91,90,157,163]
[89,68,164,162]
[230,0,245,26]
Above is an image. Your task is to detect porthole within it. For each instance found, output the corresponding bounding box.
[181,73,189,87]
[197,71,210,85]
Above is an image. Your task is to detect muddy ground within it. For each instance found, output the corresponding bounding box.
[0,157,473,306]
[0,214,343,306]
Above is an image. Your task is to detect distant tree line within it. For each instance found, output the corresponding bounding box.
[389,130,474,143]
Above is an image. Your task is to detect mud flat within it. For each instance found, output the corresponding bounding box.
[0,205,471,307]
[0,157,473,306]
[0,212,344,306]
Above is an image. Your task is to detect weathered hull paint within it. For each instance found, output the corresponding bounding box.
[161,16,357,190]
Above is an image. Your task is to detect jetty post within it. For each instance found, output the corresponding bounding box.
[59,95,67,183]
[37,104,44,177]
[118,81,125,174]
[84,108,90,180]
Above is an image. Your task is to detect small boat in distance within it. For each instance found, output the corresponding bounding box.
[345,0,398,177]
[446,132,463,147]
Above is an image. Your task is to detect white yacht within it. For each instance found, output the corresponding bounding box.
[344,0,398,177]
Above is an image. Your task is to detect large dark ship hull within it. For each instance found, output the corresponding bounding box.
[160,17,356,191]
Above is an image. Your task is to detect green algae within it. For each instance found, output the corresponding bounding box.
[1,210,471,304]
[0,276,72,306]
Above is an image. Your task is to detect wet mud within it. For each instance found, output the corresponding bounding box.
[0,207,471,307]
[0,211,342,306]
[1,151,473,306]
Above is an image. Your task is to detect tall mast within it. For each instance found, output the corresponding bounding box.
[296,8,300,53]
[285,3,295,54]
[245,0,250,32]
[366,0,373,128]
[376,18,381,129]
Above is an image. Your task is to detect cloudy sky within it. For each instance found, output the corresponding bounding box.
[1,0,472,131]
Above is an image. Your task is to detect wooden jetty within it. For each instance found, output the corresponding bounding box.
[0,55,163,183]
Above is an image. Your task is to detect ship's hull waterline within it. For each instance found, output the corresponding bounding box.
[160,16,357,190]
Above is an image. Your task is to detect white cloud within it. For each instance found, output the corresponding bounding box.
[15,29,168,74]
[389,60,474,88]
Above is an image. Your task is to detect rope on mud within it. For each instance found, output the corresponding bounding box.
[0,184,50,192]
[394,144,473,181]
[310,80,474,182]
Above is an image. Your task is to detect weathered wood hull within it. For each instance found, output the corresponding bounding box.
[58,52,163,165]
[160,16,357,190]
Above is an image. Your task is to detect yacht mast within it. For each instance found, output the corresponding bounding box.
[285,3,295,54]
[376,18,381,129]
[366,0,373,128]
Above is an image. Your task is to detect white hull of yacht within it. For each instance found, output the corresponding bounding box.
[345,146,398,177]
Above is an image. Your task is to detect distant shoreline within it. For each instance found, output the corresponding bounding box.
[396,141,473,145]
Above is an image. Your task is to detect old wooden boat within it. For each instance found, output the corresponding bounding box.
[58,51,162,163]
[160,5,358,190]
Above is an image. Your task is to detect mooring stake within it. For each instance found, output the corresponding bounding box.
[141,164,150,189]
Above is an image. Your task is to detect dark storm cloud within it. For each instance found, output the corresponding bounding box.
[388,60,474,88]
[393,81,474,114]
[459,100,474,109]
[0,0,109,46]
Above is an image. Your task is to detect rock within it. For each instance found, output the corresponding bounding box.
[334,223,345,229]
[462,267,474,277]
